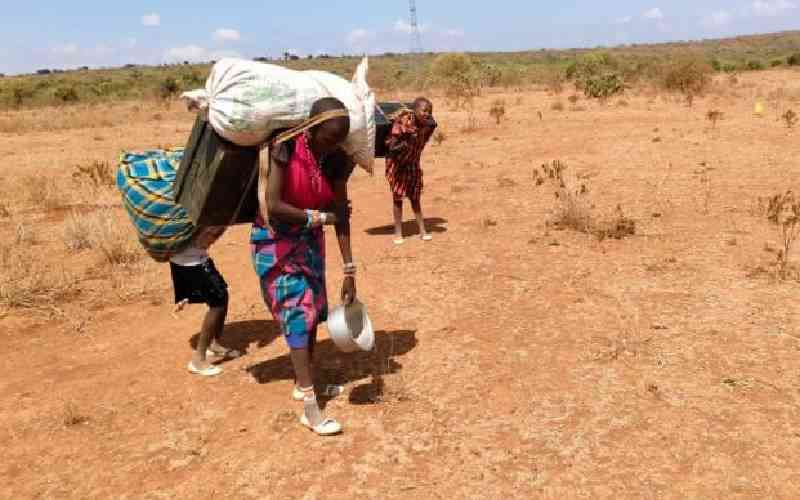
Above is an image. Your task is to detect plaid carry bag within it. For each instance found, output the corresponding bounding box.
[116,149,196,262]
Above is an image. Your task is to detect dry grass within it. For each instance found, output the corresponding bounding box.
[533,160,635,240]
[534,160,593,233]
[0,245,77,311]
[782,109,797,128]
[62,208,142,265]
[706,110,724,128]
[489,99,506,125]
[21,176,69,211]
[765,191,800,279]
[551,101,565,112]
[89,209,143,266]
[62,210,93,251]
[0,100,186,134]
[433,129,447,146]
[61,401,89,428]
[461,111,480,133]
[72,160,116,189]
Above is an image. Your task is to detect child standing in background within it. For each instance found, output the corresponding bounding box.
[384,97,437,245]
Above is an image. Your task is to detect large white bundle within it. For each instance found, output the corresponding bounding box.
[181,57,375,171]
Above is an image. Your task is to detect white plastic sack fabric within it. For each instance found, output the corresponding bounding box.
[181,57,375,171]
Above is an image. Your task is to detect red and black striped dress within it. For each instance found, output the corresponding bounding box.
[385,112,436,202]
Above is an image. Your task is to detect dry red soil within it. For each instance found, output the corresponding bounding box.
[2,70,800,498]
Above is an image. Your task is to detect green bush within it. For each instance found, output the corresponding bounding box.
[746,60,766,71]
[722,63,739,73]
[583,73,625,99]
[771,58,784,67]
[11,86,34,107]
[159,77,180,100]
[54,86,79,103]
[710,59,722,72]
[788,53,800,66]
[567,52,625,99]
[430,53,481,107]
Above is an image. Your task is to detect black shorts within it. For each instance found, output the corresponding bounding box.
[170,258,229,308]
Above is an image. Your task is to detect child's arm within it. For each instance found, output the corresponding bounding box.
[385,113,413,156]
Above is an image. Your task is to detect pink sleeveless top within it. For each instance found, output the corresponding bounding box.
[282,133,334,210]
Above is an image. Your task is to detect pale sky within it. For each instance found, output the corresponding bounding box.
[1,1,798,74]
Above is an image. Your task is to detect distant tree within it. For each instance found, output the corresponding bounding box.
[36,69,51,75]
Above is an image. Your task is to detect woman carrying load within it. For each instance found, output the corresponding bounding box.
[252,97,356,436]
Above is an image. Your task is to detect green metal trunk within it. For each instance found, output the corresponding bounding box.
[174,116,260,227]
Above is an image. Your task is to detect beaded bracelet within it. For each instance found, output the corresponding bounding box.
[343,262,357,276]
[304,210,313,228]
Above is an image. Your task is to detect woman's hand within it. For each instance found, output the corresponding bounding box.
[341,276,356,306]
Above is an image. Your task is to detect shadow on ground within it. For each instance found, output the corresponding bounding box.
[364,218,448,237]
[190,320,281,359]
[245,329,418,405]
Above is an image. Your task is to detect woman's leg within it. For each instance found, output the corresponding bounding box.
[290,347,314,390]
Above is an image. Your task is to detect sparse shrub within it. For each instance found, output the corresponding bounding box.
[489,99,506,124]
[746,60,765,71]
[659,57,713,105]
[0,202,10,218]
[159,77,180,100]
[567,94,579,105]
[722,63,739,73]
[617,99,629,107]
[54,85,79,103]
[787,53,800,66]
[567,52,625,99]
[431,53,481,109]
[544,69,565,95]
[782,109,797,128]
[771,59,784,68]
[710,59,722,72]
[61,401,88,427]
[551,101,565,111]
[533,160,593,233]
[765,191,800,279]
[11,86,34,108]
[594,205,636,241]
[706,110,724,128]
[533,160,636,240]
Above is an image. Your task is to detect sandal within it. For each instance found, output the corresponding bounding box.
[393,238,405,245]
[421,234,433,241]
[206,347,242,359]
[300,414,342,436]
[187,361,223,377]
[292,384,344,401]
